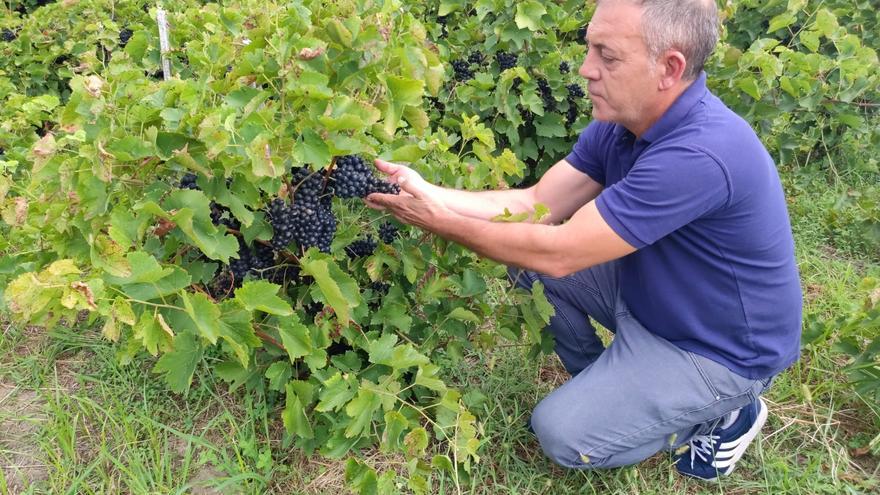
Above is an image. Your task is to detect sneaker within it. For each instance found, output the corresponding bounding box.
[675,398,768,481]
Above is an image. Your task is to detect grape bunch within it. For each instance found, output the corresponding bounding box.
[451,59,474,82]
[565,83,586,127]
[179,173,199,190]
[292,206,336,253]
[437,15,449,38]
[1,29,16,42]
[119,28,133,47]
[536,78,556,112]
[468,51,486,67]
[331,155,372,199]
[367,176,400,195]
[577,26,587,44]
[229,238,254,283]
[378,222,399,244]
[290,166,327,210]
[345,236,377,259]
[267,198,297,248]
[427,96,446,114]
[210,202,240,230]
[495,51,518,71]
[566,83,585,99]
[332,155,399,198]
[559,61,570,74]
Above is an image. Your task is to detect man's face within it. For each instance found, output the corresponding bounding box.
[578,2,660,132]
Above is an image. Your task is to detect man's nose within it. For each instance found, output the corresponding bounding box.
[579,51,599,80]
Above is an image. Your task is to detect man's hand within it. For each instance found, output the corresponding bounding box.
[365,159,449,231]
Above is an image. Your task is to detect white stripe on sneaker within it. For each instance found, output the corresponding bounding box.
[711,399,768,470]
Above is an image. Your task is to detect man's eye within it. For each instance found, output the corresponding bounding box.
[601,55,616,63]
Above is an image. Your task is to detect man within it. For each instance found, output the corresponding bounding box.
[366,0,802,481]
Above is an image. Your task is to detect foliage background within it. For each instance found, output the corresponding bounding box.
[0,0,877,493]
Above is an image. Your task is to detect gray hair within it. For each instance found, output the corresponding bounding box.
[600,0,720,80]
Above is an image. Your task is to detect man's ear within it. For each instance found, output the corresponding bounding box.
[658,50,687,90]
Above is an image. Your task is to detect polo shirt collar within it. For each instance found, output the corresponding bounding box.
[640,71,708,143]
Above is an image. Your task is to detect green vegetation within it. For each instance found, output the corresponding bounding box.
[1,0,877,493]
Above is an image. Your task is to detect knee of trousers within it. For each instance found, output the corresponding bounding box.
[531,400,604,469]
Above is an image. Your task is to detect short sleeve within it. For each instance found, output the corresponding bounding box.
[565,121,613,185]
[595,145,731,248]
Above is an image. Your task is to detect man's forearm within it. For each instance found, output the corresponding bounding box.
[428,184,537,221]
[430,210,572,276]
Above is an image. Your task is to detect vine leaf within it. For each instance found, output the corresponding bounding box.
[133,310,173,356]
[154,331,204,394]
[279,314,312,362]
[315,371,357,413]
[515,1,547,31]
[301,251,362,326]
[367,333,429,370]
[283,383,315,439]
[181,293,260,367]
[344,387,381,438]
[234,280,293,315]
[382,75,424,136]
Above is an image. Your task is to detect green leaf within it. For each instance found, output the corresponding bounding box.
[736,76,761,100]
[279,314,312,362]
[301,252,362,326]
[344,459,378,495]
[381,410,409,453]
[226,86,262,109]
[531,281,555,323]
[391,144,428,163]
[534,114,567,138]
[234,280,293,315]
[383,75,424,136]
[344,387,381,438]
[438,0,465,16]
[294,129,331,167]
[316,371,357,412]
[265,361,292,391]
[162,191,239,263]
[325,18,353,47]
[415,364,447,392]
[105,136,154,162]
[182,291,223,343]
[153,331,203,394]
[448,307,480,323]
[366,333,398,365]
[133,310,173,356]
[515,1,547,31]
[460,114,495,148]
[217,301,262,367]
[767,12,797,33]
[283,383,314,439]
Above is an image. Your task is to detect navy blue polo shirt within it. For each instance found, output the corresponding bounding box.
[566,72,802,379]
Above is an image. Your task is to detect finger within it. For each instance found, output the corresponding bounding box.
[364,192,397,210]
[374,159,404,175]
[396,176,424,199]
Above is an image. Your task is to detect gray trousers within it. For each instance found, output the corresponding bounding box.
[510,261,773,469]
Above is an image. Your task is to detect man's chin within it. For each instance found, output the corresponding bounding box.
[591,108,611,122]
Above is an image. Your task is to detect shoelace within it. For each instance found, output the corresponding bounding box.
[688,433,720,467]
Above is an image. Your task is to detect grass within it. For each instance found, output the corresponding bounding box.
[1,167,878,494]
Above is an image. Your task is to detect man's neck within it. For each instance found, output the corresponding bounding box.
[628,78,695,138]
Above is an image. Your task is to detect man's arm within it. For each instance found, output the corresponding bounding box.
[374,159,603,224]
[366,173,635,277]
